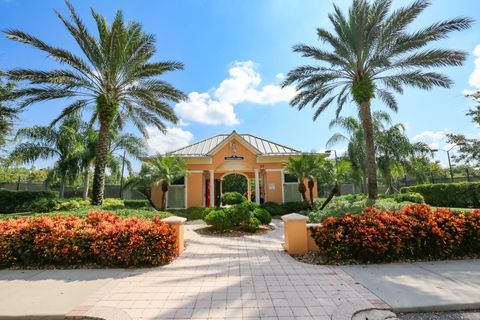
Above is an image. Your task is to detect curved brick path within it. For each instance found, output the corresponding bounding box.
[69,219,386,320]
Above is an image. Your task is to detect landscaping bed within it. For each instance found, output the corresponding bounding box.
[304,204,480,264]
[0,211,178,268]
[195,223,274,237]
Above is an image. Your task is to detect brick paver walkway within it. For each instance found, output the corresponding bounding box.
[71,219,386,320]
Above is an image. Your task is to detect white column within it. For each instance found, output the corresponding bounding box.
[281,169,285,204]
[254,169,260,205]
[209,170,215,207]
[247,178,252,202]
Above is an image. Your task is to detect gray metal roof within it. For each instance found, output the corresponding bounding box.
[168,131,301,157]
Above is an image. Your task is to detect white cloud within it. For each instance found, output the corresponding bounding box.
[411,130,451,150]
[176,92,240,126]
[175,61,295,126]
[145,126,194,154]
[465,44,480,92]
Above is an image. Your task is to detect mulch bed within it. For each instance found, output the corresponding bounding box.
[194,224,274,237]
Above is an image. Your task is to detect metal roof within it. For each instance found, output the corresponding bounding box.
[168,131,301,157]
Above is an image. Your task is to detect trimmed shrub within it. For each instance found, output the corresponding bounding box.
[0,211,178,267]
[55,198,91,211]
[243,217,261,233]
[227,204,251,226]
[282,201,309,213]
[241,201,260,212]
[221,192,247,205]
[0,189,57,213]
[204,209,233,231]
[102,198,124,207]
[252,208,272,225]
[401,182,480,208]
[29,198,59,213]
[261,202,286,216]
[310,204,480,263]
[379,192,424,204]
[171,207,205,220]
[124,200,150,209]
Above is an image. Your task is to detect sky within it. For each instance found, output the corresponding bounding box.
[1,0,480,171]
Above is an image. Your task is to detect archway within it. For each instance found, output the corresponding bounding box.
[221,172,250,201]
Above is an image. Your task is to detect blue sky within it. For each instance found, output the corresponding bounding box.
[1,0,479,170]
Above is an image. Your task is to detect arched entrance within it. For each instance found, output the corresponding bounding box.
[221,172,249,201]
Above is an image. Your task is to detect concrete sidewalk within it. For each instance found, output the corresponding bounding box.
[0,269,123,318]
[342,259,480,312]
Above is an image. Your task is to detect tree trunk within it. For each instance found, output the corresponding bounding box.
[358,101,378,199]
[308,178,315,208]
[92,119,111,205]
[320,182,340,210]
[59,174,66,199]
[82,169,90,200]
[362,171,368,194]
[161,181,169,211]
[142,188,157,209]
[298,181,309,206]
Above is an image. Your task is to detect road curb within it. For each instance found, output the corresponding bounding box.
[331,299,393,320]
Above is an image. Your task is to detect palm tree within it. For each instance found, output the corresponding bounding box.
[282,0,472,199]
[284,154,322,207]
[126,155,187,210]
[0,70,19,151]
[328,111,391,192]
[76,127,146,199]
[376,123,430,193]
[10,114,83,198]
[5,2,186,205]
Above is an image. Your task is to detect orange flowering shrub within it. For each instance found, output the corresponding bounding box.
[310,204,480,263]
[0,211,178,267]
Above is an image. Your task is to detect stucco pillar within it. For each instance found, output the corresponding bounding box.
[281,213,308,254]
[247,178,252,202]
[162,216,187,256]
[254,169,260,205]
[209,170,215,207]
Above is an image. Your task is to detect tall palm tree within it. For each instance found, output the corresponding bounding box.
[10,114,84,198]
[5,2,186,204]
[126,155,187,210]
[282,0,472,199]
[0,70,18,151]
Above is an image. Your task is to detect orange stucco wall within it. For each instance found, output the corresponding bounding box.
[151,185,163,209]
[187,172,204,208]
[265,171,283,203]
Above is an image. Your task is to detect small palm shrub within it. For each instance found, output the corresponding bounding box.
[221,192,247,205]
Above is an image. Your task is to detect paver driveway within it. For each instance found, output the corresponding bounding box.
[70,219,385,320]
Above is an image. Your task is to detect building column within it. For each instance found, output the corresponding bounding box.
[254,169,260,205]
[209,170,215,207]
[247,177,252,202]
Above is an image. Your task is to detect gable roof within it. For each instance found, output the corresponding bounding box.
[168,131,301,157]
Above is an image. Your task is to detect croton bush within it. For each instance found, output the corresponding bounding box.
[310,204,480,263]
[0,211,178,268]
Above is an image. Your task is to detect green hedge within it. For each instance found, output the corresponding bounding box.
[221,192,247,205]
[0,189,57,213]
[401,182,480,208]
[124,200,150,208]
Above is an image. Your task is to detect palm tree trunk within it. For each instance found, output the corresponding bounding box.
[161,190,167,210]
[298,181,308,206]
[82,169,90,200]
[320,182,340,210]
[92,119,111,205]
[359,101,378,199]
[59,174,66,199]
[362,171,368,194]
[308,178,314,208]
